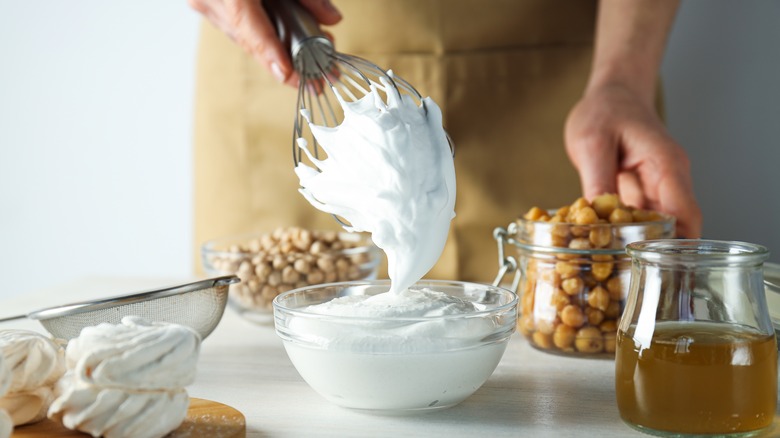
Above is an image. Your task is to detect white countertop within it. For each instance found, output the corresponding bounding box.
[2,277,779,437]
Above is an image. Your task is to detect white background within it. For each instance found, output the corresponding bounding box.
[1,1,778,302]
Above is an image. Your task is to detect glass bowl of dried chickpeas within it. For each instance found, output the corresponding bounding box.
[498,194,675,358]
[202,227,382,325]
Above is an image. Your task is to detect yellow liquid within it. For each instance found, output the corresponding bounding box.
[616,321,777,435]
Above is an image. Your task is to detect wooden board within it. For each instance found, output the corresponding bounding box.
[12,397,245,438]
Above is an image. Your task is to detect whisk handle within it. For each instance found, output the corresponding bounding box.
[263,0,334,71]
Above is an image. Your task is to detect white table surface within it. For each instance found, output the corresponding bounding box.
[1,277,779,438]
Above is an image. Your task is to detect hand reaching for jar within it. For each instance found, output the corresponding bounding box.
[564,0,702,238]
[565,83,702,238]
[187,0,342,86]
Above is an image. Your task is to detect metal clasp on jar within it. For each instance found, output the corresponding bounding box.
[492,223,521,292]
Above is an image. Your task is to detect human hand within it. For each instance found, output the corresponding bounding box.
[564,83,702,238]
[187,0,342,86]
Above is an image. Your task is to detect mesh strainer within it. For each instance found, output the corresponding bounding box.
[0,276,239,341]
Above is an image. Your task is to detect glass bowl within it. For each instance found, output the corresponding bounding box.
[508,212,676,358]
[273,280,517,412]
[202,229,381,324]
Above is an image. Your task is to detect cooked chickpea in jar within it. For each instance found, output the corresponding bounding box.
[515,194,675,357]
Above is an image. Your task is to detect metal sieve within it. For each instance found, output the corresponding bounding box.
[0,276,239,341]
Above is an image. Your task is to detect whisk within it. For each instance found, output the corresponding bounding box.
[263,0,452,169]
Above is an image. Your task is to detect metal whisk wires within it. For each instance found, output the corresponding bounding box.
[292,50,425,168]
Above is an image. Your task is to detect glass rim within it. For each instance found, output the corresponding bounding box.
[626,239,770,265]
[272,279,518,322]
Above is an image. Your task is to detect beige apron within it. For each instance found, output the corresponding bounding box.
[193,0,597,282]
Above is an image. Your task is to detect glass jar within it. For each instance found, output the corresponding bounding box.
[494,213,675,357]
[617,240,777,437]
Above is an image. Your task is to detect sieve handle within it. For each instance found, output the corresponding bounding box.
[0,314,27,324]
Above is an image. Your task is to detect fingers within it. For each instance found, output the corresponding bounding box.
[228,0,293,83]
[616,171,645,209]
[565,126,620,201]
[656,167,702,239]
[298,0,342,25]
[189,0,301,85]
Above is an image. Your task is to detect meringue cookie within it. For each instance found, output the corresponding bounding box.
[66,316,200,390]
[0,356,11,438]
[0,410,10,438]
[49,317,201,438]
[0,330,65,393]
[49,373,189,438]
[0,330,65,426]
[0,386,53,425]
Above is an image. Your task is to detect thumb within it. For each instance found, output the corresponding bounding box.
[565,132,619,201]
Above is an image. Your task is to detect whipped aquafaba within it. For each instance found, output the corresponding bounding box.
[295,76,456,295]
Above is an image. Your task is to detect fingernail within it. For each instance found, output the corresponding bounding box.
[271,62,286,83]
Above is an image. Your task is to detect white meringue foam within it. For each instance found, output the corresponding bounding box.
[295,78,455,295]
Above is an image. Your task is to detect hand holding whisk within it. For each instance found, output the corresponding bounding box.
[263,0,452,169]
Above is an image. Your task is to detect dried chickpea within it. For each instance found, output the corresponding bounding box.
[293,258,311,274]
[532,331,554,350]
[587,286,610,312]
[551,289,570,312]
[524,206,549,221]
[574,207,598,225]
[521,287,535,311]
[569,238,591,251]
[600,320,618,333]
[569,197,590,212]
[267,271,282,287]
[540,268,561,286]
[609,208,633,224]
[519,315,535,336]
[592,261,614,281]
[316,256,335,272]
[272,255,287,270]
[605,300,621,318]
[555,261,580,279]
[606,276,624,301]
[553,324,576,349]
[307,269,325,284]
[592,193,621,219]
[209,227,373,311]
[604,332,617,353]
[575,327,604,353]
[585,307,605,326]
[281,265,300,284]
[632,209,663,222]
[570,225,589,238]
[589,225,612,248]
[561,277,584,296]
[536,318,556,335]
[560,305,585,328]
